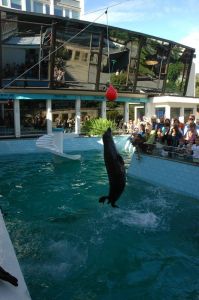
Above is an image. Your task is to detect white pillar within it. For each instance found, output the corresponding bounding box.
[101,100,106,119]
[145,99,154,119]
[124,102,129,123]
[134,107,137,122]
[75,97,81,134]
[165,105,170,119]
[21,0,26,11]
[46,99,52,134]
[30,0,33,12]
[180,107,184,123]
[43,3,47,14]
[6,0,11,8]
[14,100,20,138]
[50,0,54,15]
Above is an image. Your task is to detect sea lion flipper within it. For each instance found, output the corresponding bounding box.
[0,266,18,287]
[99,196,109,204]
[111,203,119,208]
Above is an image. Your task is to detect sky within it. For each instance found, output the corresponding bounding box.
[82,0,199,72]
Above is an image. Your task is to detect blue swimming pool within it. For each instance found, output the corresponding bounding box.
[0,150,199,299]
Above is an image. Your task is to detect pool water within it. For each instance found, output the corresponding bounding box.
[0,151,199,299]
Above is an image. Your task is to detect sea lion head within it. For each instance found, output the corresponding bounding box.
[102,127,112,142]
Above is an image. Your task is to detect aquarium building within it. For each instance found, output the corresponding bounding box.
[0,0,84,19]
[0,7,197,138]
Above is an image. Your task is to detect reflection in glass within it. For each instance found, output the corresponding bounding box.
[171,107,180,119]
[80,100,101,133]
[165,46,194,95]
[137,38,170,92]
[0,9,194,96]
[20,101,47,135]
[52,100,75,132]
[11,0,21,9]
[106,102,125,130]
[0,100,14,136]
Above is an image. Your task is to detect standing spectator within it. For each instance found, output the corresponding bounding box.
[151,115,158,130]
[184,123,197,144]
[184,114,195,135]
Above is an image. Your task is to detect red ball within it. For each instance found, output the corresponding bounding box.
[105,85,118,101]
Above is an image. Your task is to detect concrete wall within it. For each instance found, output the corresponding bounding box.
[128,154,199,200]
[0,211,31,300]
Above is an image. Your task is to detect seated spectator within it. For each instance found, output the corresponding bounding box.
[192,136,199,163]
[156,116,165,132]
[151,115,158,130]
[172,118,183,135]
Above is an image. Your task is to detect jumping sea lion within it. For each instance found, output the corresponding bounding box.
[99,128,126,208]
[0,266,18,286]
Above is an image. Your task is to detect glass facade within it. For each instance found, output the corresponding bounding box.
[11,0,21,9]
[71,10,80,19]
[54,6,63,17]
[20,100,47,135]
[52,100,76,132]
[0,100,14,136]
[0,9,194,96]
[2,0,9,6]
[33,1,43,13]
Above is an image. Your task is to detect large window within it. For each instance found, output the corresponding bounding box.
[1,9,194,95]
[184,108,193,123]
[71,10,80,19]
[11,0,21,9]
[20,100,46,136]
[171,107,180,119]
[55,6,63,17]
[33,1,43,13]
[106,102,125,130]
[137,39,170,93]
[165,46,193,96]
[155,107,165,119]
[2,0,9,6]
[52,100,76,132]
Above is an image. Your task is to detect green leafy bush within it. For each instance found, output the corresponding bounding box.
[81,118,116,136]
